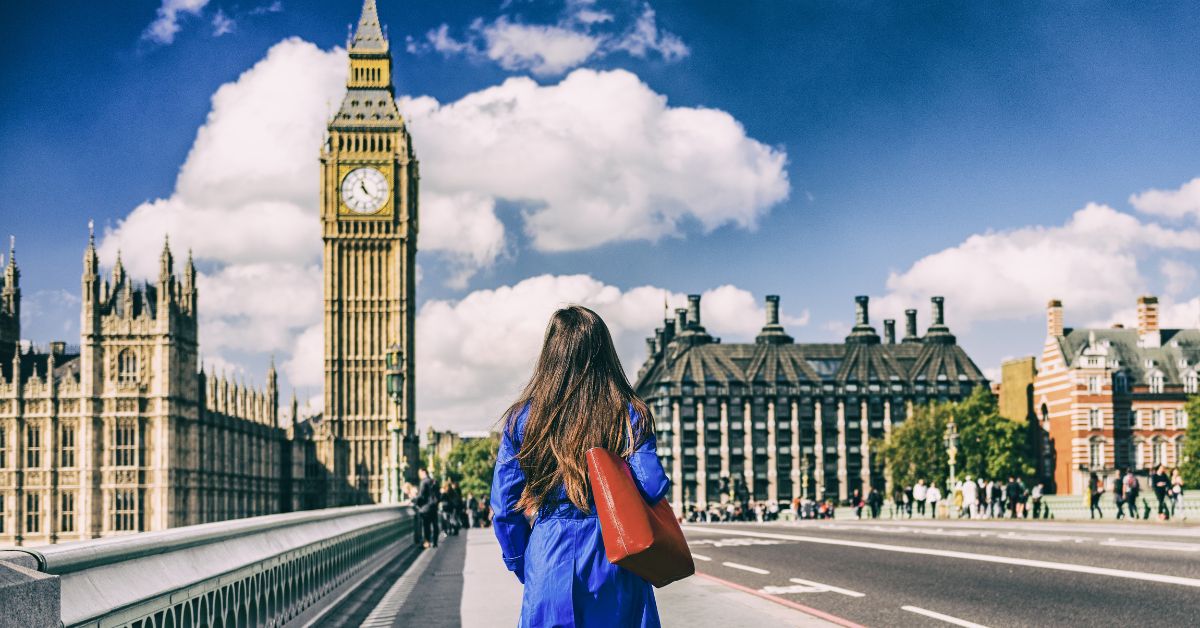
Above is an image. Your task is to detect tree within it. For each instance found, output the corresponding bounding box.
[443,436,500,499]
[1181,396,1200,487]
[875,387,1037,490]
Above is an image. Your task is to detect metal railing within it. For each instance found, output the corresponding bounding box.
[0,504,415,628]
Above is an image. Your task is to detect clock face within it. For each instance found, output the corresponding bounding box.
[341,168,389,214]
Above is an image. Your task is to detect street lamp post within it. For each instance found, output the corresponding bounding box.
[944,416,959,489]
[801,454,811,500]
[385,344,407,504]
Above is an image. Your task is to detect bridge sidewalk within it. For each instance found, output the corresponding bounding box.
[463,528,839,626]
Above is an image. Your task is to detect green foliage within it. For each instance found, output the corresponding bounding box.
[443,436,500,499]
[1181,396,1200,487]
[875,387,1037,490]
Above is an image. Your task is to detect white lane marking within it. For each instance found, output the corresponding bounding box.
[789,577,865,597]
[762,584,826,594]
[901,605,990,628]
[692,553,712,561]
[1101,540,1200,552]
[683,526,1200,588]
[689,537,786,547]
[722,561,770,575]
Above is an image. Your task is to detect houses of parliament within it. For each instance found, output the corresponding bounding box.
[0,0,419,545]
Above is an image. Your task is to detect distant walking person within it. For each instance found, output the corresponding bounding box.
[1031,482,1044,519]
[1113,469,1127,519]
[1171,469,1185,519]
[926,484,942,519]
[1088,472,1104,519]
[1152,465,1171,521]
[491,306,670,627]
[914,480,928,516]
[1006,477,1022,519]
[415,466,440,548]
[1124,469,1141,520]
[961,476,978,518]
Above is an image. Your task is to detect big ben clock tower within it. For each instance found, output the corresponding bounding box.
[320,0,418,505]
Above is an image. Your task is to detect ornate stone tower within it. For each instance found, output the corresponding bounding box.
[0,238,19,365]
[320,0,419,505]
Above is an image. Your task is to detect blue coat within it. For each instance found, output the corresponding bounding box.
[491,404,671,627]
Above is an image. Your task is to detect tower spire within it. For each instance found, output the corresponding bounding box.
[84,221,99,277]
[350,0,387,52]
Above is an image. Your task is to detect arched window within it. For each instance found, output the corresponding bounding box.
[1187,372,1199,394]
[1152,438,1167,467]
[1114,372,1129,394]
[1088,437,1104,469]
[118,349,138,384]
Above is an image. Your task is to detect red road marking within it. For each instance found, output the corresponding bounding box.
[694,571,867,628]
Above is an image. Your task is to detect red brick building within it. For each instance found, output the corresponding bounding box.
[1035,296,1190,494]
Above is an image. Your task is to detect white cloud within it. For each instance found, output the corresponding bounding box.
[144,0,211,45]
[416,274,808,431]
[410,2,689,77]
[401,68,789,252]
[1160,259,1196,296]
[1130,177,1200,220]
[251,1,284,16]
[212,10,236,37]
[874,202,1200,330]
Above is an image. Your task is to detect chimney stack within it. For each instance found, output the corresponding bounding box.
[1046,299,1063,338]
[902,309,919,343]
[855,295,870,327]
[765,295,780,325]
[1137,295,1160,347]
[674,308,688,335]
[931,296,945,326]
[883,319,896,344]
[687,294,701,329]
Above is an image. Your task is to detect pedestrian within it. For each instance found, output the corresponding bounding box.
[1152,464,1171,521]
[1171,468,1185,519]
[961,475,978,519]
[1124,469,1141,520]
[904,485,914,518]
[914,479,928,517]
[415,466,440,548]
[490,305,670,627]
[852,488,864,519]
[1112,469,1127,520]
[1088,472,1104,519]
[926,483,942,519]
[466,493,479,528]
[867,487,883,519]
[1005,476,1021,519]
[1031,482,1044,519]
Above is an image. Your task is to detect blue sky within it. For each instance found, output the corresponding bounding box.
[4,1,1200,430]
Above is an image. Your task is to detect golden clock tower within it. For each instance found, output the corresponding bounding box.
[320,0,418,505]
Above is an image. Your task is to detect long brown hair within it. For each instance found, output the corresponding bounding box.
[503,305,653,513]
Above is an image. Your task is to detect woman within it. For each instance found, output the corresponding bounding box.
[491,306,670,628]
[1170,469,1184,519]
[1088,472,1104,519]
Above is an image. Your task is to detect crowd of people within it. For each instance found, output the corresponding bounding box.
[678,465,1188,523]
[406,466,494,549]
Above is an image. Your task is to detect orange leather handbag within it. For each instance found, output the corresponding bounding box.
[586,447,695,588]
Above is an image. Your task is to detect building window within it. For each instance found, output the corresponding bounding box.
[1088,408,1102,429]
[1152,439,1166,467]
[25,424,41,468]
[60,424,76,468]
[25,493,40,534]
[0,495,4,533]
[1181,410,1190,429]
[113,421,138,467]
[1088,377,1101,394]
[60,491,76,533]
[1088,440,1104,468]
[0,426,6,468]
[1153,409,1165,429]
[118,349,138,384]
[1187,373,1199,394]
[1150,373,1164,394]
[1114,373,1128,394]
[1177,439,1186,466]
[111,489,140,532]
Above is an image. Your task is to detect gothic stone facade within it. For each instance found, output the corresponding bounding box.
[320,0,419,506]
[1035,296,1191,495]
[635,294,989,508]
[0,237,314,546]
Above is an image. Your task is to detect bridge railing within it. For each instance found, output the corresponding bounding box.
[0,504,415,628]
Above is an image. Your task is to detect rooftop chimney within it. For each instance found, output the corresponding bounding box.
[1047,299,1063,337]
[902,309,920,343]
[883,319,896,344]
[687,294,701,329]
[1137,295,1160,347]
[756,294,793,345]
[923,296,956,344]
[846,295,880,344]
[674,308,688,335]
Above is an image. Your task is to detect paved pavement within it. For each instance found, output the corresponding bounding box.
[354,527,840,627]
[682,519,1200,627]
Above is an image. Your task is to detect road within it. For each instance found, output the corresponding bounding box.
[682,518,1200,627]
